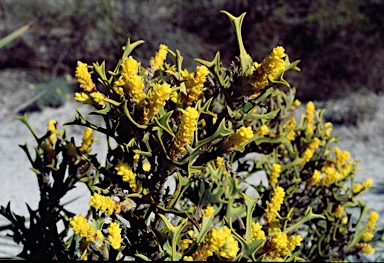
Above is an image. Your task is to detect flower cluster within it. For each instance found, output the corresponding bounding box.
[115,160,137,190]
[265,186,285,223]
[174,107,199,153]
[200,226,239,259]
[224,126,253,149]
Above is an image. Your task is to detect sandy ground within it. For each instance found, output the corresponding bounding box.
[0,95,383,259]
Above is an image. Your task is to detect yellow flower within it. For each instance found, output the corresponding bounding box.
[79,127,94,154]
[251,46,286,93]
[183,256,193,261]
[74,92,93,104]
[309,169,321,185]
[181,66,209,103]
[353,183,363,193]
[301,138,321,163]
[203,205,215,217]
[225,126,254,148]
[204,226,239,259]
[115,56,146,105]
[287,235,303,251]
[145,82,172,121]
[47,119,57,145]
[107,222,123,250]
[256,124,269,137]
[363,178,373,189]
[150,44,168,71]
[359,243,375,254]
[75,61,96,93]
[269,163,281,187]
[320,166,341,185]
[367,211,379,231]
[180,239,193,250]
[115,160,137,190]
[291,99,301,108]
[90,91,106,106]
[89,192,117,215]
[334,205,344,219]
[305,101,315,133]
[265,186,285,223]
[270,231,289,256]
[251,222,266,242]
[174,107,199,153]
[362,232,374,242]
[69,214,95,242]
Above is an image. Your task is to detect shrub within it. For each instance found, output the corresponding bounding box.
[0,11,382,261]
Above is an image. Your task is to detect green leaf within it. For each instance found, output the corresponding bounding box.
[154,110,175,137]
[220,11,253,75]
[194,118,233,149]
[195,52,227,88]
[123,101,148,129]
[0,23,30,49]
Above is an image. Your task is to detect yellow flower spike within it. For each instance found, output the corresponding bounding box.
[291,99,301,108]
[265,186,285,223]
[305,101,315,133]
[69,214,95,242]
[204,226,239,259]
[287,235,303,251]
[256,124,269,137]
[180,239,193,250]
[320,166,341,185]
[301,138,321,163]
[107,222,123,250]
[115,160,137,190]
[334,205,344,219]
[47,119,57,145]
[367,211,379,231]
[121,56,140,77]
[203,205,215,217]
[89,192,118,215]
[126,75,146,105]
[90,91,106,106]
[251,46,286,92]
[353,183,363,193]
[309,169,321,185]
[269,231,289,256]
[225,126,254,148]
[174,107,199,153]
[74,92,93,105]
[363,178,373,189]
[269,163,281,187]
[150,44,168,71]
[359,243,375,254]
[145,82,172,121]
[181,66,209,103]
[79,127,94,154]
[75,61,96,93]
[250,222,266,242]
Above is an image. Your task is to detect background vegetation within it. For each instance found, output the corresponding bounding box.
[0,0,383,101]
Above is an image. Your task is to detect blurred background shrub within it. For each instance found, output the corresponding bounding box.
[0,0,383,103]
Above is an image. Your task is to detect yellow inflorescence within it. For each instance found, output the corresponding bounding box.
[204,226,239,259]
[47,119,57,145]
[203,205,215,217]
[269,163,281,187]
[256,124,269,137]
[269,232,302,257]
[107,222,123,250]
[74,92,93,104]
[226,126,254,148]
[89,192,118,215]
[90,91,106,106]
[251,46,286,92]
[265,186,285,223]
[69,214,95,242]
[181,66,209,104]
[251,222,266,242]
[75,61,96,93]
[284,117,297,141]
[334,205,344,219]
[145,82,172,121]
[305,101,315,133]
[79,127,94,153]
[114,56,146,105]
[359,243,375,254]
[309,169,322,185]
[150,44,168,71]
[367,211,379,231]
[320,166,341,185]
[174,107,199,153]
[301,137,321,163]
[115,160,137,190]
